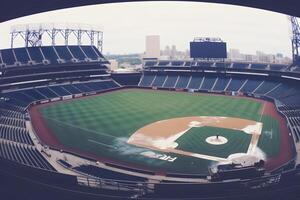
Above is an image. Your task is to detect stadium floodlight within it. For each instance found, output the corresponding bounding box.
[289,16,300,65]
[10,22,104,52]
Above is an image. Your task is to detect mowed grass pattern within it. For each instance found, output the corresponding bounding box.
[39,89,280,174]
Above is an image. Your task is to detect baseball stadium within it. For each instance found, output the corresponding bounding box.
[0,1,300,200]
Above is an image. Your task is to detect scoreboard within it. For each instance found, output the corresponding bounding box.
[190,41,227,59]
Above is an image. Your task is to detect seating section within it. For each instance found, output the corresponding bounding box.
[0,140,55,170]
[232,63,249,69]
[163,76,178,88]
[239,80,263,93]
[0,125,33,145]
[3,80,120,108]
[139,75,156,87]
[158,61,170,66]
[139,74,300,107]
[175,76,190,89]
[250,64,267,70]
[152,75,167,87]
[187,76,203,89]
[73,165,147,183]
[200,77,216,90]
[270,64,286,71]
[213,77,230,91]
[14,48,31,64]
[226,78,245,91]
[54,46,73,62]
[1,49,16,65]
[81,46,99,60]
[40,46,59,64]
[279,106,300,142]
[0,45,106,67]
[254,81,279,94]
[68,46,87,61]
[26,47,44,63]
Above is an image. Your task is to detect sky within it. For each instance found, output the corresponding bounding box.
[0,1,296,57]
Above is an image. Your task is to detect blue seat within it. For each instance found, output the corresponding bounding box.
[13,48,30,64]
[213,77,230,91]
[175,76,190,89]
[226,78,245,91]
[163,76,178,88]
[40,46,59,64]
[68,46,87,60]
[239,80,263,93]
[54,46,73,62]
[187,76,203,89]
[200,77,216,90]
[152,75,167,87]
[27,47,44,63]
[1,49,16,65]
[81,46,98,60]
[139,75,155,87]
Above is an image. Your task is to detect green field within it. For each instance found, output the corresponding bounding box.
[39,89,281,174]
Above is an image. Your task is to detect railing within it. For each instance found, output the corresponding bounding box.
[76,175,152,195]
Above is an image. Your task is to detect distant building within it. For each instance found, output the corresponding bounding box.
[108,59,118,71]
[144,35,160,59]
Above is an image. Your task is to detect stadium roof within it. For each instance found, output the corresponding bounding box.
[0,0,299,23]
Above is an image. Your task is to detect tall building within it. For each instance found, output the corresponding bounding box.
[145,35,160,59]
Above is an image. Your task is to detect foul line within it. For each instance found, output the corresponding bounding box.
[259,102,266,122]
[88,139,117,149]
[42,116,117,139]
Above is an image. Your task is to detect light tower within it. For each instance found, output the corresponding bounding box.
[10,23,104,52]
[290,16,300,65]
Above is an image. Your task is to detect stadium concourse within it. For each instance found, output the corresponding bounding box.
[0,45,300,199]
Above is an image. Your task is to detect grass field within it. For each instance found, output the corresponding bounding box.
[38,89,281,174]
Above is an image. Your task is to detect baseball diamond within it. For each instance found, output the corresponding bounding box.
[31,89,282,174]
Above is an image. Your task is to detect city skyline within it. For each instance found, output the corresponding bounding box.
[0,2,297,57]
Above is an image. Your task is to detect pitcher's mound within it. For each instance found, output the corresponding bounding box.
[206,136,228,145]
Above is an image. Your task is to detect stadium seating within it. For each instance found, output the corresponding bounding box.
[0,140,55,171]
[61,84,82,94]
[73,165,147,183]
[48,85,71,96]
[270,64,286,71]
[54,46,74,62]
[239,79,263,93]
[226,78,246,91]
[163,75,178,88]
[13,48,31,64]
[1,49,16,65]
[0,125,33,145]
[232,62,249,69]
[175,76,190,89]
[68,46,87,61]
[80,46,99,60]
[200,77,217,90]
[152,75,167,87]
[254,81,279,95]
[40,46,60,64]
[158,61,170,66]
[26,47,44,63]
[212,77,230,91]
[250,63,267,70]
[187,76,203,89]
[139,75,156,87]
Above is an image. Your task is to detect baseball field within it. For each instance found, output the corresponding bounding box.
[30,89,290,175]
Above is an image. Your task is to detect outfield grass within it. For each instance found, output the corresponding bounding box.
[39,89,280,174]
